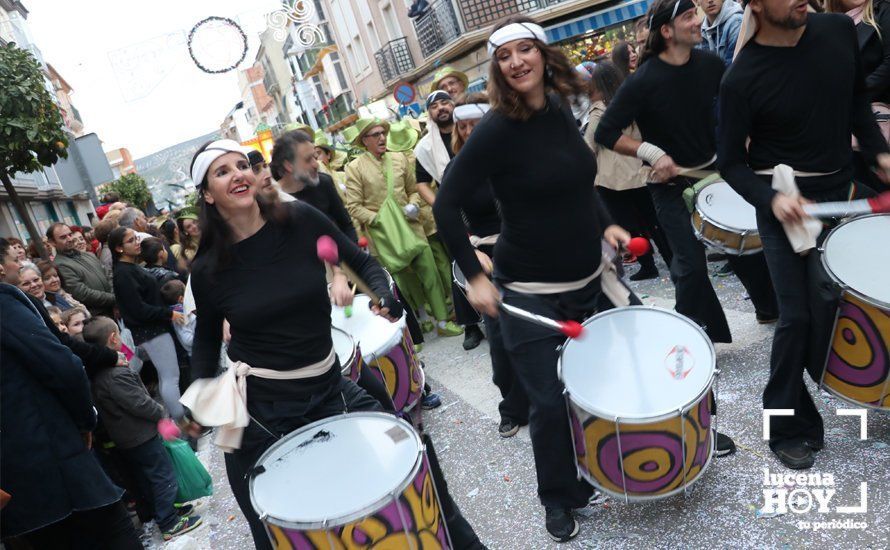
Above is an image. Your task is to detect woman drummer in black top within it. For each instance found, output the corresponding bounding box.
[434,16,635,543]
[185,140,483,550]
[448,92,530,439]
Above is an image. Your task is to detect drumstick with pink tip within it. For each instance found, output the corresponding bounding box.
[802,191,890,218]
[499,303,584,339]
[316,235,380,308]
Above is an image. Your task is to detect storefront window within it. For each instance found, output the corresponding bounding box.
[558,21,636,66]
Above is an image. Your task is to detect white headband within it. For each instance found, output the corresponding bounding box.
[487,22,548,56]
[190,139,251,187]
[453,104,491,122]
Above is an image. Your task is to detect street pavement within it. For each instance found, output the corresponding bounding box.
[168,258,889,549]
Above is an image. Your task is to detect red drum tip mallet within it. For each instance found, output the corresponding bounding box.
[316,235,380,307]
[500,303,584,339]
[626,237,651,257]
[357,236,369,248]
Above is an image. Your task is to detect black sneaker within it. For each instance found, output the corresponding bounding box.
[421,392,442,410]
[715,432,737,457]
[545,507,579,543]
[498,418,519,438]
[163,515,203,541]
[773,442,815,469]
[174,503,194,517]
[463,324,484,350]
[756,312,779,324]
[715,263,734,277]
[629,266,659,281]
[805,439,824,451]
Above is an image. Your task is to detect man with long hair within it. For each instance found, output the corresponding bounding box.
[718,0,890,469]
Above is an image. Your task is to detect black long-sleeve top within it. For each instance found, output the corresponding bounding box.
[288,173,358,242]
[434,95,612,283]
[190,201,395,401]
[859,0,890,103]
[717,14,889,211]
[595,49,725,168]
[112,261,173,345]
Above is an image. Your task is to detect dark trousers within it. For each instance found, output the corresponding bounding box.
[20,501,142,550]
[453,282,482,326]
[498,277,641,508]
[118,436,179,530]
[484,313,529,425]
[597,186,674,270]
[358,361,396,411]
[393,281,424,345]
[726,253,779,318]
[648,180,732,342]
[224,376,482,550]
[756,183,873,449]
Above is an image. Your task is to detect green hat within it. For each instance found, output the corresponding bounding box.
[330,149,349,170]
[314,129,333,152]
[285,122,313,137]
[430,66,469,93]
[352,117,391,147]
[386,121,419,152]
[341,125,359,145]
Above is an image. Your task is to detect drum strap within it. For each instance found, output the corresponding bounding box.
[180,348,337,452]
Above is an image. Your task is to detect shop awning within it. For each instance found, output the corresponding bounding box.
[545,0,652,43]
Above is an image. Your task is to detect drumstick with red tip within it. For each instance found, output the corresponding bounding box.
[802,191,890,218]
[499,303,584,339]
[316,236,380,306]
[625,237,651,257]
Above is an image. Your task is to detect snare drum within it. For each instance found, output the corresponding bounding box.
[250,412,452,549]
[332,295,424,413]
[332,327,362,382]
[559,307,717,501]
[692,180,762,255]
[820,214,890,410]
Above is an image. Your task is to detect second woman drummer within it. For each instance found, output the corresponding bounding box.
[435,16,634,542]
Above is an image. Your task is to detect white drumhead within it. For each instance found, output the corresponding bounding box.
[332,295,406,358]
[560,307,716,420]
[251,413,420,525]
[696,181,758,231]
[822,214,890,306]
[331,327,354,366]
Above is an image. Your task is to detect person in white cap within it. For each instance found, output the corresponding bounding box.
[718,0,890,469]
[435,15,636,543]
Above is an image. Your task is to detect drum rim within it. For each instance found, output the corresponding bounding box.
[452,261,467,291]
[249,411,424,530]
[331,326,356,375]
[820,213,890,310]
[694,181,760,234]
[557,306,717,423]
[691,211,762,256]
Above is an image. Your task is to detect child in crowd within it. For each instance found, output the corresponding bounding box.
[46,306,67,334]
[140,238,182,285]
[160,280,194,356]
[82,316,202,541]
[61,306,87,338]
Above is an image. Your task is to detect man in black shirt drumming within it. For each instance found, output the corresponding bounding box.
[595,0,778,347]
[718,1,890,469]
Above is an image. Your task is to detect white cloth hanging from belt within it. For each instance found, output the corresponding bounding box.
[469,234,499,248]
[755,164,830,254]
[180,347,336,452]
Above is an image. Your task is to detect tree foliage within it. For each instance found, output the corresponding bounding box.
[106,173,153,210]
[0,43,68,177]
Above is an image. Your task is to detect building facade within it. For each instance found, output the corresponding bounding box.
[0,0,100,242]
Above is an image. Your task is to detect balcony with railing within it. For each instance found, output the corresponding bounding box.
[374,37,416,84]
[314,92,355,129]
[413,0,463,59]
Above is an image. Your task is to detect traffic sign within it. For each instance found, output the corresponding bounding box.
[393,81,417,105]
